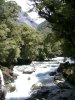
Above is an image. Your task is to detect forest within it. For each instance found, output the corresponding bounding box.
[0,0,75,100]
[0,0,65,66]
[0,0,75,81]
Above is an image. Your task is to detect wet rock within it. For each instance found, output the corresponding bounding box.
[9,86,16,92]
[47,89,75,100]
[23,67,35,74]
[0,66,16,84]
[57,82,73,89]
[26,89,50,100]
[49,72,56,76]
[23,71,33,74]
[54,73,63,81]
[31,82,43,90]
[27,77,31,80]
[57,62,70,73]
[0,89,6,100]
[5,83,16,92]
[69,91,75,100]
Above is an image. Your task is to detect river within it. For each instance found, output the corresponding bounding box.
[5,57,74,100]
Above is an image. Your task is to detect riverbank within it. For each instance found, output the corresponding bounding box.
[57,62,75,85]
[26,63,75,100]
[0,57,75,100]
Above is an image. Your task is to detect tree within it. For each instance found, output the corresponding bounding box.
[0,0,46,66]
[0,1,21,23]
[0,0,21,66]
[38,21,63,58]
[30,0,75,58]
[18,23,44,63]
[31,0,75,47]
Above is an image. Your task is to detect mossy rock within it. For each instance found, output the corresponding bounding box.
[66,74,75,84]
[57,62,75,85]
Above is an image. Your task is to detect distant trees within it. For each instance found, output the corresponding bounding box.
[37,21,63,58]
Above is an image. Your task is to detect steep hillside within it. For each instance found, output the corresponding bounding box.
[37,21,52,33]
[17,11,38,29]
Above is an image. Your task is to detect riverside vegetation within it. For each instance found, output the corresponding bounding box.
[31,0,75,85]
[0,0,63,66]
[0,0,75,99]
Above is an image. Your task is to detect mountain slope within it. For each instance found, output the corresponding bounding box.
[17,11,38,29]
[37,21,52,33]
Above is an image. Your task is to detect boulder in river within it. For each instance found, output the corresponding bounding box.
[49,72,56,76]
[23,67,35,74]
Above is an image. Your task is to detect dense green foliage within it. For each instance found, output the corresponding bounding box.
[58,63,75,85]
[33,0,75,85]
[0,0,64,67]
[31,0,75,59]
[0,0,44,66]
[37,21,63,58]
[1,0,75,67]
[0,0,21,65]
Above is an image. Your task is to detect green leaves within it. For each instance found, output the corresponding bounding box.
[19,23,44,62]
[0,0,21,23]
[32,0,75,59]
[0,24,10,40]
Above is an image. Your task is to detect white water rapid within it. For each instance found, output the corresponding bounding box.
[5,57,74,100]
[0,69,5,89]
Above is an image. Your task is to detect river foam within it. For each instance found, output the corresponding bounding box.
[5,57,74,100]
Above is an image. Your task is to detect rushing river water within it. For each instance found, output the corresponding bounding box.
[5,57,74,100]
